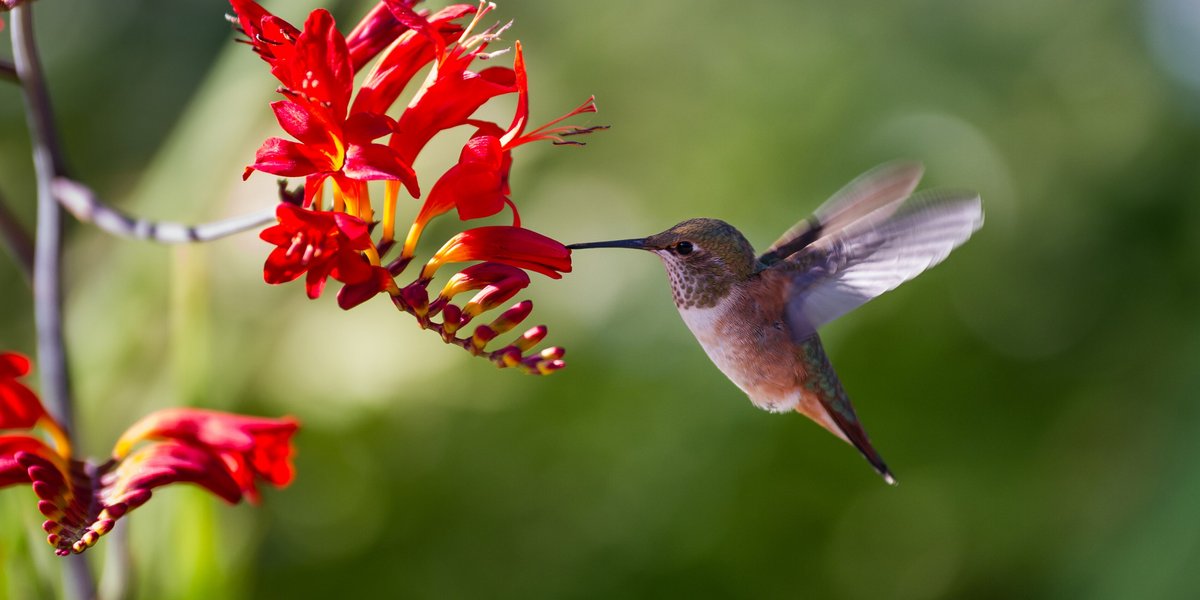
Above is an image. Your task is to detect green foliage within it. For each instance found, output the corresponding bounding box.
[3,0,1200,597]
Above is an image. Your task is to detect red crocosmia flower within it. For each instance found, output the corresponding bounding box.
[240,8,419,203]
[0,352,299,555]
[228,0,302,76]
[234,0,602,374]
[350,4,474,116]
[424,226,572,280]
[403,134,515,257]
[0,352,45,429]
[344,0,433,72]
[260,203,377,299]
[113,408,299,505]
[500,42,602,150]
[386,4,518,167]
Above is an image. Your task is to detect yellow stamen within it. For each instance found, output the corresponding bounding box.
[382,180,399,244]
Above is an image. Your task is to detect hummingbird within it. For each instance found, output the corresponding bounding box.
[567,162,983,484]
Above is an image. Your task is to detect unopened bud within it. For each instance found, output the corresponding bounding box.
[472,325,498,351]
[441,304,463,336]
[513,325,547,352]
[488,300,533,335]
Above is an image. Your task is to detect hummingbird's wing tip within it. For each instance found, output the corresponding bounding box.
[882,471,898,486]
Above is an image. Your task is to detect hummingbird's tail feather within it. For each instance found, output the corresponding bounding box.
[796,337,897,485]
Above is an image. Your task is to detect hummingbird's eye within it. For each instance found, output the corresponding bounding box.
[675,241,694,255]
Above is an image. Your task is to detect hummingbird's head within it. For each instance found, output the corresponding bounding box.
[568,218,757,309]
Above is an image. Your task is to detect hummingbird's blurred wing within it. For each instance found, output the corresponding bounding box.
[782,190,983,338]
[757,161,925,267]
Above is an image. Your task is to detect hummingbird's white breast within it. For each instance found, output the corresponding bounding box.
[676,291,802,414]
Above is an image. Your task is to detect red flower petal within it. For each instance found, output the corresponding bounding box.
[345,1,411,72]
[342,143,419,197]
[430,226,572,279]
[351,4,473,115]
[344,111,395,143]
[337,266,394,310]
[0,352,46,430]
[390,58,517,166]
[247,137,327,179]
[280,10,354,119]
[104,441,244,506]
[228,0,301,70]
[112,408,299,503]
[271,100,336,148]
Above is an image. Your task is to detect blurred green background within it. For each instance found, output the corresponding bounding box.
[3,0,1200,597]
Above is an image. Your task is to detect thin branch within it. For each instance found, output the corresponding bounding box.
[0,188,34,282]
[0,59,17,84]
[12,6,96,599]
[53,178,276,243]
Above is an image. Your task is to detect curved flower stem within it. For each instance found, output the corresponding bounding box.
[0,188,35,282]
[0,60,17,84]
[12,6,97,599]
[53,178,276,243]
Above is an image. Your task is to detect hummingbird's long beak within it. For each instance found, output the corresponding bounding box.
[566,238,648,250]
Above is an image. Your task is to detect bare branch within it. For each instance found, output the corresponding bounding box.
[12,5,97,597]
[53,177,276,243]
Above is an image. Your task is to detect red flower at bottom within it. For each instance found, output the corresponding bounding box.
[0,352,299,556]
[114,408,299,504]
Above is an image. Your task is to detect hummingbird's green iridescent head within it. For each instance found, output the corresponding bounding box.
[568,218,757,309]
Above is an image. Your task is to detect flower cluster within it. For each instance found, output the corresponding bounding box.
[234,0,602,375]
[0,352,297,556]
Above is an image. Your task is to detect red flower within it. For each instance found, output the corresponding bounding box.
[385,6,517,167]
[233,1,601,374]
[401,42,602,258]
[0,352,299,556]
[0,352,45,429]
[423,226,572,280]
[239,8,418,205]
[113,408,299,505]
[351,4,475,116]
[260,203,376,299]
[344,0,417,72]
[228,0,301,77]
[499,42,603,150]
[401,134,515,256]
